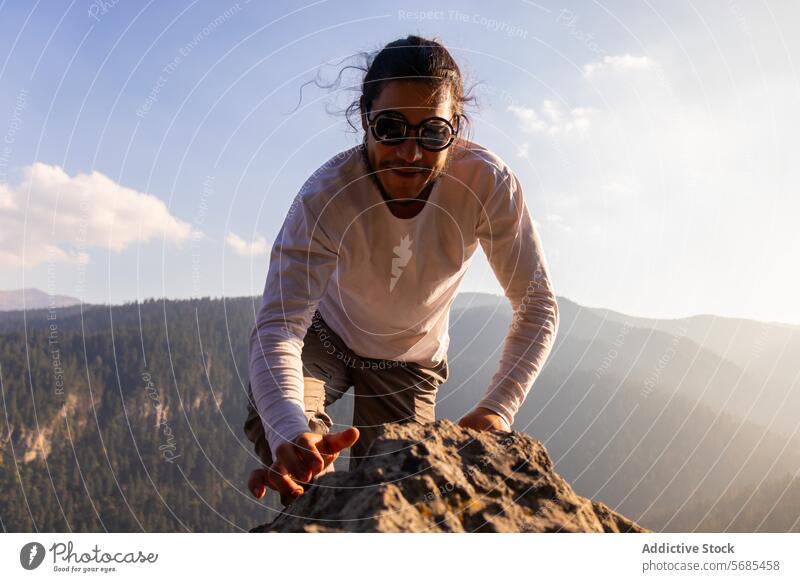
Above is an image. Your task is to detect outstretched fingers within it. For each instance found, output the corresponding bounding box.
[294,435,325,475]
[263,428,360,501]
[267,462,304,499]
[279,442,313,483]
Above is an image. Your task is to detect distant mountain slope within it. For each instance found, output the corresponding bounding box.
[0,288,81,312]
[556,298,800,438]
[592,305,800,403]
[646,471,800,532]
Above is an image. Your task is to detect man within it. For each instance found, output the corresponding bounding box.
[244,35,559,504]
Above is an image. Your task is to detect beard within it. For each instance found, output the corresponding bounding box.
[361,135,455,201]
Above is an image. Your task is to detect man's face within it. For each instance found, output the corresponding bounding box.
[361,80,456,200]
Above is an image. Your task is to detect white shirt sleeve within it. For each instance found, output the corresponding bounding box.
[474,167,560,427]
[249,192,339,456]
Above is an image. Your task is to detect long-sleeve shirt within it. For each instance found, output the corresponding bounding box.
[249,139,560,456]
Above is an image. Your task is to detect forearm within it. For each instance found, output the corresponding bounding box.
[249,319,311,455]
[477,278,559,427]
[247,192,338,455]
[475,165,560,427]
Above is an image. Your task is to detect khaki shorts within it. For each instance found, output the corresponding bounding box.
[244,310,448,480]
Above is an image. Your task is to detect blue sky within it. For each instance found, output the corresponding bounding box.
[1,0,798,324]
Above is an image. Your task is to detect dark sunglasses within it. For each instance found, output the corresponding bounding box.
[366,110,460,152]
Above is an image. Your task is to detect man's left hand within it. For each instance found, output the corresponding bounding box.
[458,407,511,432]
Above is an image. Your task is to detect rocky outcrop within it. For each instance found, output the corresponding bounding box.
[252,419,649,533]
[2,394,83,464]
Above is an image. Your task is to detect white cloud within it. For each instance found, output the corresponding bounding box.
[0,163,196,268]
[582,54,653,77]
[225,232,268,257]
[602,178,638,202]
[508,100,593,135]
[509,104,547,133]
[545,213,573,233]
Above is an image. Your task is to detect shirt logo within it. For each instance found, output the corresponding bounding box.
[389,234,413,292]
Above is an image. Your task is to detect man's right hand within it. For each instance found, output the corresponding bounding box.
[248,427,360,500]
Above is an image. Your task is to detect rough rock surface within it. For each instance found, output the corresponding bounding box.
[252,419,649,533]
